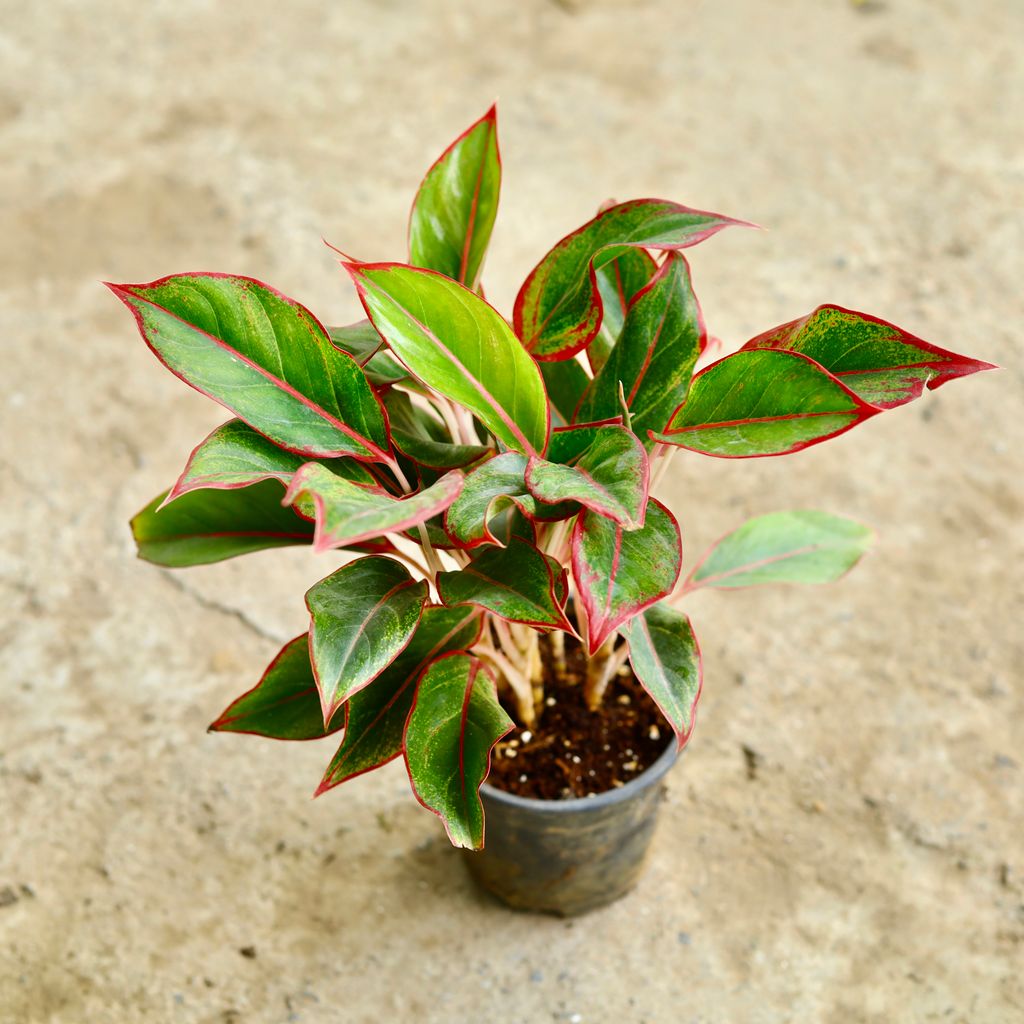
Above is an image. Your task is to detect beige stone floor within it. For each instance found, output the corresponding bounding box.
[1,2,1022,1021]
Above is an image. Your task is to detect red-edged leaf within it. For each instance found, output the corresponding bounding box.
[541,359,592,429]
[741,304,996,409]
[209,635,339,741]
[589,248,659,373]
[383,390,493,470]
[327,320,413,386]
[652,350,880,458]
[514,199,746,361]
[571,498,681,653]
[409,105,501,290]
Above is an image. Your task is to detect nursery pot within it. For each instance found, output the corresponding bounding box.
[463,739,679,916]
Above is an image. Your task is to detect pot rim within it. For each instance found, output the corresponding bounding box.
[479,736,680,813]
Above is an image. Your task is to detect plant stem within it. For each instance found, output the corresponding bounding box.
[649,443,677,493]
[584,638,629,709]
[477,641,535,726]
[388,458,444,579]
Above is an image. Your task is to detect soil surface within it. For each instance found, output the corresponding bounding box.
[2,2,1022,1023]
[489,636,670,800]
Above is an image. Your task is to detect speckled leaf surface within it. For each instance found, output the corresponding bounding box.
[540,359,591,428]
[590,248,658,373]
[526,425,649,529]
[327,320,412,386]
[741,304,996,409]
[167,419,374,502]
[383,391,492,469]
[404,652,513,850]
[348,263,549,455]
[283,462,463,552]
[577,253,703,440]
[108,274,390,460]
[622,605,702,749]
[132,480,313,567]
[409,105,500,290]
[514,199,742,360]
[653,350,879,457]
[317,606,482,793]
[686,509,874,589]
[572,498,681,653]
[209,635,339,741]
[438,537,573,631]
[306,557,429,726]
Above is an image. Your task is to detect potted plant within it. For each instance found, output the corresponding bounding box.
[109,106,993,916]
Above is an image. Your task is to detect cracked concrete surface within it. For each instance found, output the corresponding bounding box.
[1,2,1021,1021]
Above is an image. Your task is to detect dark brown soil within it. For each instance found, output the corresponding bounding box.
[487,633,671,800]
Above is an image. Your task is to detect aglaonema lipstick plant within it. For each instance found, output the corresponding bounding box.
[111,106,994,850]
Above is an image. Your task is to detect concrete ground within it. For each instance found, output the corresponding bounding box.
[1,1,1021,1021]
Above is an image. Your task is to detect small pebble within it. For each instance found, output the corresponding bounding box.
[239,946,257,960]
[617,694,631,705]
[545,697,557,707]
[505,748,517,758]
[520,730,533,743]
[648,725,660,741]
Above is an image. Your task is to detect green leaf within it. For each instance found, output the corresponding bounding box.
[209,635,340,741]
[572,498,681,653]
[443,452,571,548]
[526,425,649,529]
[383,391,492,470]
[327,320,413,386]
[284,462,463,552]
[404,652,513,850]
[167,419,375,502]
[685,509,874,590]
[541,359,591,428]
[513,199,744,361]
[652,350,880,457]
[622,605,702,748]
[438,537,573,631]
[317,606,482,793]
[132,480,313,567]
[577,253,703,441]
[306,557,429,726]
[590,248,658,373]
[348,263,550,456]
[107,274,390,460]
[741,304,996,409]
[409,105,501,290]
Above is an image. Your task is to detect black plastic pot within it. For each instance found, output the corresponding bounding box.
[463,740,679,916]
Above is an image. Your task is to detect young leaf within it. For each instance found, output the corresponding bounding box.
[383,391,492,470]
[166,419,375,503]
[513,199,745,361]
[652,350,880,457]
[545,418,624,463]
[209,635,341,741]
[572,498,682,653]
[409,105,501,290]
[347,263,550,456]
[443,452,572,548]
[107,274,390,461]
[541,359,591,428]
[328,320,412,386]
[741,304,996,409]
[283,462,463,552]
[132,480,313,567]
[317,606,482,793]
[403,652,513,850]
[589,248,659,373]
[525,425,649,530]
[622,605,702,749]
[685,509,874,590]
[576,253,704,440]
[306,557,430,726]
[437,537,574,631]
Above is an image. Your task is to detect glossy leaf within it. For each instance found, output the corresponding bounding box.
[438,537,573,631]
[577,253,704,440]
[348,262,550,456]
[328,320,411,386]
[514,199,743,361]
[541,359,591,429]
[741,304,996,409]
[317,606,482,793]
[572,498,681,653]
[107,274,390,460]
[545,418,623,463]
[653,350,879,457]
[623,605,702,749]
[132,480,312,567]
[409,105,501,290]
[404,652,513,849]
[685,509,874,590]
[306,557,429,726]
[383,391,492,470]
[210,635,340,741]
[590,248,659,373]
[283,462,464,552]
[526,425,649,529]
[167,419,374,503]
